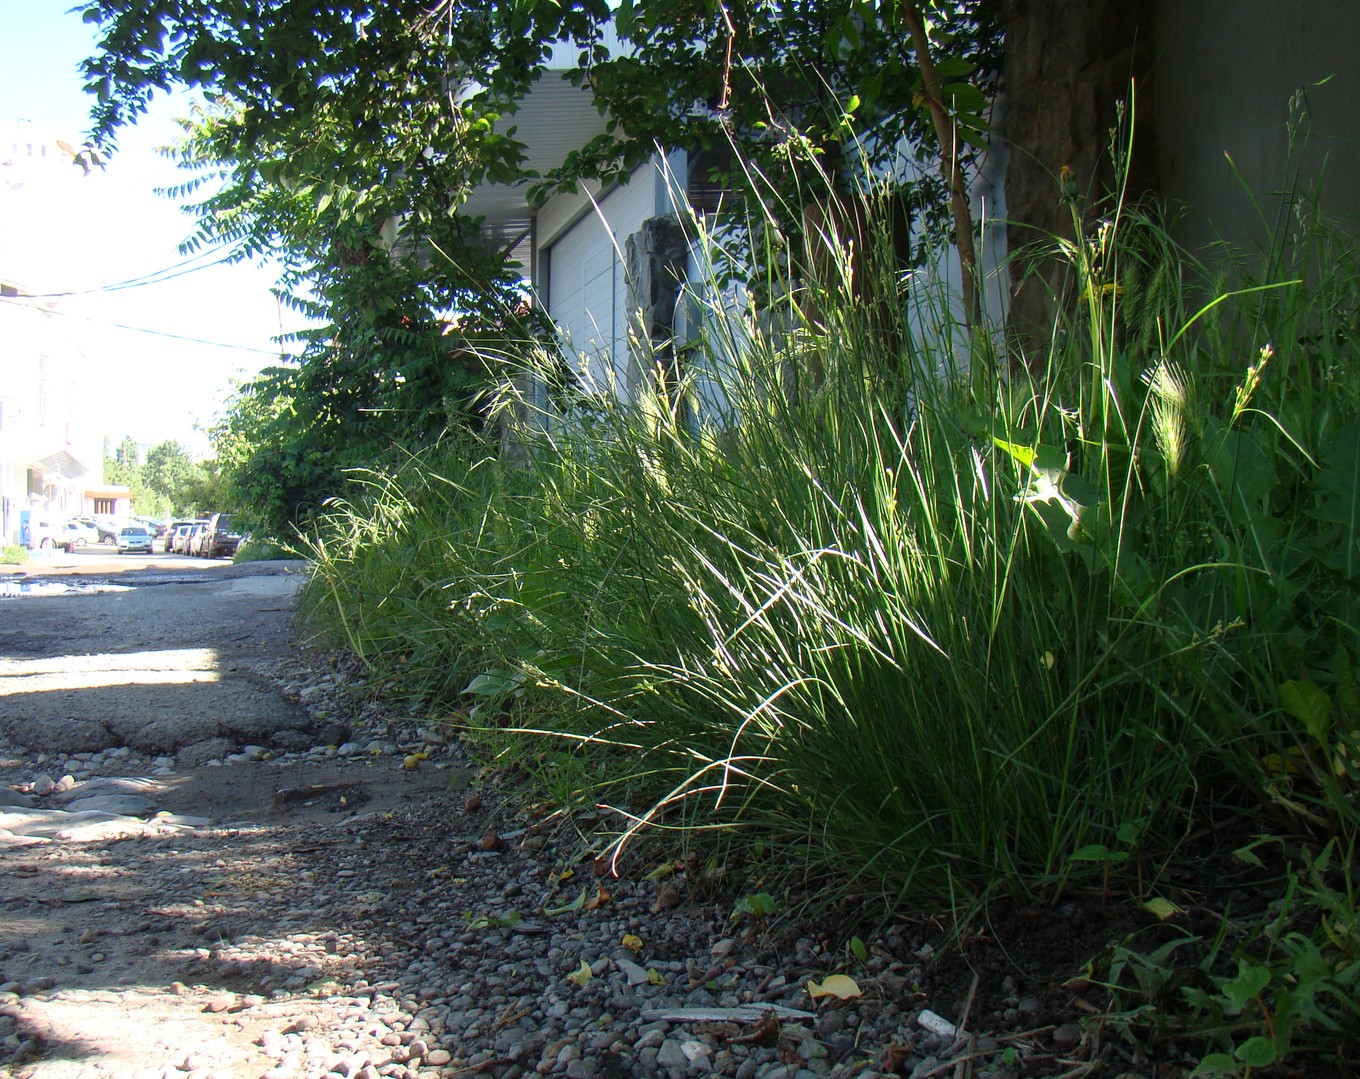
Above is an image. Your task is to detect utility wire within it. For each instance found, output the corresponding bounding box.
[0,292,298,357]
[0,240,259,299]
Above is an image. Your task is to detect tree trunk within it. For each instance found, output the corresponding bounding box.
[1000,0,1159,362]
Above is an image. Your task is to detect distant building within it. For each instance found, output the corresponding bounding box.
[0,120,116,546]
[0,278,105,545]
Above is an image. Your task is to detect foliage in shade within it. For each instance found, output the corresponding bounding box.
[299,170,1360,913]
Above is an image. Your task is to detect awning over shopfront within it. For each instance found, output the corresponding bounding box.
[35,448,90,481]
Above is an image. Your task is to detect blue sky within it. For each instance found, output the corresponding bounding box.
[1,1,306,455]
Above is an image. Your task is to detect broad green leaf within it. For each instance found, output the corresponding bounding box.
[849,936,869,963]
[1142,897,1183,921]
[732,892,778,919]
[1068,844,1128,863]
[1234,1035,1278,1068]
[1280,678,1332,746]
[992,437,1036,469]
[545,886,588,916]
[1116,816,1149,846]
[932,56,976,78]
[1190,1053,1240,1077]
[1221,959,1271,1012]
[463,669,522,696]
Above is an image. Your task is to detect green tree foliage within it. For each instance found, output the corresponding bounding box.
[105,436,221,518]
[78,0,1001,535]
[142,440,197,502]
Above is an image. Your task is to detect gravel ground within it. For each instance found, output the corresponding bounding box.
[0,558,1163,1079]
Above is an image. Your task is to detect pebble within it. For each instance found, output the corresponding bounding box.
[0,650,1063,1079]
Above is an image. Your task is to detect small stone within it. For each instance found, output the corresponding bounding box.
[680,1039,711,1063]
[424,1049,451,1066]
[657,1040,688,1070]
[635,1029,666,1051]
[1053,1022,1083,1046]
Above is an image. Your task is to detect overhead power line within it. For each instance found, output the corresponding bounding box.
[0,241,261,299]
[0,291,298,357]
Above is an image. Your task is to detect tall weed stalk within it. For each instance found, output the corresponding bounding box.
[300,167,1360,912]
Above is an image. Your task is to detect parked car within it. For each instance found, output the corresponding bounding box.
[93,517,122,545]
[115,525,154,555]
[179,523,206,555]
[26,518,64,549]
[132,516,164,541]
[59,520,100,548]
[197,513,242,559]
[173,523,200,554]
[164,520,203,554]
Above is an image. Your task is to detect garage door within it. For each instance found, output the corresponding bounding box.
[544,179,657,398]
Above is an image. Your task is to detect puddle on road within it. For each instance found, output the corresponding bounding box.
[0,579,134,598]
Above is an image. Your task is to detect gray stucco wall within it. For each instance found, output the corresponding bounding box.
[1155,2,1360,257]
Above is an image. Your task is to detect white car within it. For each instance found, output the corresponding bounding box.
[27,519,96,550]
[115,525,154,555]
[61,520,100,547]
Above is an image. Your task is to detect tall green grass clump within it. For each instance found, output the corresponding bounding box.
[300,169,1360,911]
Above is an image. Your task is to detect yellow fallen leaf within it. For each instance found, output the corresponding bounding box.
[622,933,644,951]
[566,959,593,988]
[647,969,666,986]
[807,974,862,1001]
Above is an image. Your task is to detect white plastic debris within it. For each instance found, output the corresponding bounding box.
[917,1009,958,1039]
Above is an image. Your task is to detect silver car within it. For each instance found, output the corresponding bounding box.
[116,525,154,555]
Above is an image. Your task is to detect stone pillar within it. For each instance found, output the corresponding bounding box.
[623,215,689,403]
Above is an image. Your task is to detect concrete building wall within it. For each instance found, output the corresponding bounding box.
[1154,1,1360,258]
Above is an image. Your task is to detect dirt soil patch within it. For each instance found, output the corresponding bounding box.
[0,557,1339,1079]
